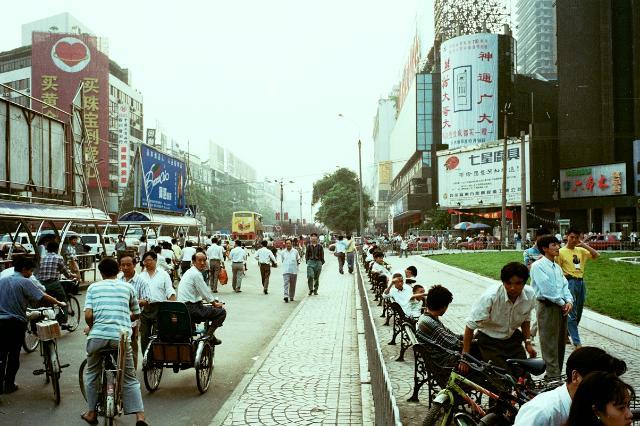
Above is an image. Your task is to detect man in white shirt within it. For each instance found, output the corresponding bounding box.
[370,252,392,283]
[382,271,419,316]
[255,240,277,295]
[206,237,225,293]
[229,240,246,293]
[334,235,347,274]
[180,241,197,275]
[514,346,627,426]
[279,239,300,303]
[399,237,408,258]
[177,252,226,345]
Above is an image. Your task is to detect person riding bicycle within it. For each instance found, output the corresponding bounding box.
[82,257,147,425]
[35,241,78,328]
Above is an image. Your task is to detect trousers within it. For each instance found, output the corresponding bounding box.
[283,273,297,299]
[139,304,159,356]
[567,278,586,346]
[209,259,221,291]
[259,264,271,290]
[42,279,69,323]
[306,260,322,291]
[537,301,568,378]
[336,252,345,273]
[231,262,244,290]
[0,318,26,391]
[346,252,355,273]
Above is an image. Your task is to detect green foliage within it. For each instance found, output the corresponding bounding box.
[421,208,452,230]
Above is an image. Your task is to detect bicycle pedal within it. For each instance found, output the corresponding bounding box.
[33,369,46,376]
[60,363,70,369]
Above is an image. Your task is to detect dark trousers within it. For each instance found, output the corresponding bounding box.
[42,279,68,323]
[180,261,191,274]
[185,303,227,330]
[139,304,159,356]
[537,301,567,378]
[0,319,27,391]
[346,252,355,273]
[259,264,271,290]
[336,252,346,273]
[209,259,221,291]
[306,260,322,291]
[476,329,526,372]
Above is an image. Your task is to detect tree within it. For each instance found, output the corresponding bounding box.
[421,208,452,230]
[312,168,372,233]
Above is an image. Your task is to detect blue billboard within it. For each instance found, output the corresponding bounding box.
[139,144,187,213]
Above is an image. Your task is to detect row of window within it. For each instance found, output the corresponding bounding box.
[109,85,143,113]
[0,56,31,73]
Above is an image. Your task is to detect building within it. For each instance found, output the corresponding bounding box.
[516,0,557,79]
[434,0,508,42]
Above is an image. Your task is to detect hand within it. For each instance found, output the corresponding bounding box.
[457,361,469,375]
[562,302,573,316]
[212,301,225,309]
[83,325,90,335]
[57,301,67,308]
[525,342,537,358]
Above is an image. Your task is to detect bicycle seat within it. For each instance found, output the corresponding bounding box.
[506,358,546,376]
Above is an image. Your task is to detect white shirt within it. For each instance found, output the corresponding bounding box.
[279,248,300,274]
[383,284,413,316]
[161,248,176,262]
[371,262,392,280]
[513,384,571,426]
[206,243,224,260]
[400,240,408,249]
[255,247,276,265]
[466,282,535,340]
[229,246,246,262]
[177,266,214,303]
[181,246,197,262]
[0,268,46,291]
[139,269,175,303]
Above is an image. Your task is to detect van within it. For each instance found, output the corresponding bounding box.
[81,234,117,259]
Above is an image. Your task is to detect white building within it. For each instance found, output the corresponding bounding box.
[516,0,557,79]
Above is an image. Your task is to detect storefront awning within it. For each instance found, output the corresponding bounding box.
[0,200,110,223]
[117,210,201,227]
[392,210,422,222]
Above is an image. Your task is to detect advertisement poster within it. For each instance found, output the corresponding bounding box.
[117,103,130,191]
[560,163,627,199]
[31,31,109,188]
[440,33,499,150]
[139,144,187,212]
[437,140,530,208]
[634,140,640,196]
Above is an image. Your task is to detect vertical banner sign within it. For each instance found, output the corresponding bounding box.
[440,33,499,150]
[634,140,640,196]
[139,144,187,213]
[117,103,130,191]
[31,32,110,188]
[146,128,156,145]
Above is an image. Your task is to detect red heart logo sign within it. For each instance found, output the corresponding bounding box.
[54,42,88,67]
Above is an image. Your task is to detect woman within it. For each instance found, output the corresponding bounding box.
[566,371,634,426]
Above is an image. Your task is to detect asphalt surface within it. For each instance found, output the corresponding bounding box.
[0,255,306,425]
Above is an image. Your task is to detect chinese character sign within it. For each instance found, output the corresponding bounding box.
[139,144,187,213]
[31,32,110,189]
[560,163,627,199]
[440,34,499,150]
[634,140,640,196]
[437,140,530,208]
[117,103,130,191]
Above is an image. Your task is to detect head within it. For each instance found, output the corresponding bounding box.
[347,234,352,240]
[500,262,530,301]
[391,271,405,289]
[566,227,582,248]
[310,233,318,244]
[46,241,59,253]
[566,372,634,426]
[192,252,208,271]
[140,236,146,243]
[118,234,124,241]
[426,285,453,315]
[118,253,136,277]
[285,239,292,250]
[69,236,79,246]
[152,245,162,254]
[185,240,193,247]
[212,237,219,245]
[162,241,172,250]
[142,251,158,271]
[171,238,177,245]
[405,266,417,279]
[338,235,343,241]
[538,235,561,258]
[412,284,425,295]
[261,240,268,247]
[235,240,241,247]
[13,256,36,278]
[98,257,120,279]
[535,227,551,244]
[565,346,627,388]
[373,252,384,264]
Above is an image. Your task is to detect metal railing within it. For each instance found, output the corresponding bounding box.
[356,254,402,425]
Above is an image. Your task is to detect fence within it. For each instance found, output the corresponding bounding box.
[356,255,402,425]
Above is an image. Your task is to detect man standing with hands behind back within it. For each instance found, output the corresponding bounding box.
[305,233,324,295]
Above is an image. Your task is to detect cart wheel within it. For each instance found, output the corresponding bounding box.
[23,323,39,353]
[65,296,81,332]
[142,346,163,392]
[195,341,214,394]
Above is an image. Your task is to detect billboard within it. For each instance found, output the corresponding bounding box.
[634,140,640,196]
[440,33,499,150]
[117,103,130,191]
[31,32,110,188]
[560,163,627,199]
[139,144,187,213]
[437,140,530,208]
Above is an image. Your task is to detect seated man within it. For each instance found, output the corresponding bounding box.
[370,252,391,282]
[36,241,78,326]
[406,284,426,318]
[382,271,423,317]
[177,252,226,345]
[461,262,536,374]
[405,265,418,286]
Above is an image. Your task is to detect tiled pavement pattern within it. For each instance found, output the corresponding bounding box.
[366,254,640,425]
[222,255,365,426]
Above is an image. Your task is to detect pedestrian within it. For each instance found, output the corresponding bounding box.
[171,238,182,262]
[334,235,346,274]
[206,237,224,293]
[523,227,551,270]
[530,235,574,378]
[229,240,245,293]
[305,233,324,295]
[180,241,197,275]
[178,232,185,248]
[117,253,149,370]
[35,241,78,327]
[556,227,600,349]
[279,239,300,303]
[115,235,127,256]
[0,257,65,394]
[65,235,82,282]
[345,234,356,274]
[137,236,148,268]
[255,240,277,294]
[399,237,408,258]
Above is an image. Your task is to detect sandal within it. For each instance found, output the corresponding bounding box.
[80,413,98,425]
[136,421,149,426]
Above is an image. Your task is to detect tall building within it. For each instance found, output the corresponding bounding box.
[434,0,508,42]
[516,0,557,79]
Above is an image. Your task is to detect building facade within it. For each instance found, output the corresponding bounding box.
[516,0,557,79]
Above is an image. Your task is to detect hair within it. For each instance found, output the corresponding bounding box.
[212,237,218,245]
[140,236,146,242]
[235,240,241,246]
[118,252,136,264]
[185,240,193,247]
[171,238,177,244]
[373,251,384,259]
[118,234,124,238]
[412,284,424,294]
[310,233,318,237]
[46,241,60,253]
[535,227,551,239]
[195,246,205,253]
[566,227,581,236]
[142,251,157,261]
[500,262,530,283]
[347,234,352,239]
[162,241,172,250]
[392,272,403,280]
[566,372,635,426]
[98,257,119,277]
[537,235,560,251]
[261,240,268,247]
[426,285,453,311]
[285,238,293,244]
[338,235,344,240]
[565,346,627,384]
[13,256,36,272]
[69,235,78,241]
[192,251,206,262]
[405,265,418,277]
[152,245,162,254]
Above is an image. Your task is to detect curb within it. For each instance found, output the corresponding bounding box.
[355,273,375,425]
[421,256,640,350]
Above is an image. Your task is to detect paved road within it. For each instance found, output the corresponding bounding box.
[0,257,306,425]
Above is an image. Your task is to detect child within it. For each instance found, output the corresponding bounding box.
[407,284,426,319]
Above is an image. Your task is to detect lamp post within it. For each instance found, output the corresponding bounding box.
[267,178,294,235]
[338,113,364,237]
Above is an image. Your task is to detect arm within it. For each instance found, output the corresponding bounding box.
[164,272,177,301]
[58,256,76,279]
[579,243,600,259]
[521,321,537,358]
[462,325,474,355]
[85,308,94,328]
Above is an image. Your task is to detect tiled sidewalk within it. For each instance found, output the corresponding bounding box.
[219,255,366,426]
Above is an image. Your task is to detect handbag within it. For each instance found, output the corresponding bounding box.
[219,266,229,285]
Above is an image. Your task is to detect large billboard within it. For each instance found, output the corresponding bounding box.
[138,144,187,213]
[634,140,640,196]
[117,103,130,192]
[31,32,110,189]
[440,33,499,150]
[560,163,627,199]
[437,140,530,208]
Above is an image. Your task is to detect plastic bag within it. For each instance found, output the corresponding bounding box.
[219,267,228,285]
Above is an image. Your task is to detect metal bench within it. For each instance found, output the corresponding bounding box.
[386,302,416,361]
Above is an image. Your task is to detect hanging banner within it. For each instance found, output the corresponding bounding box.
[138,144,187,213]
[117,103,130,191]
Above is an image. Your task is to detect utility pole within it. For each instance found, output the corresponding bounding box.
[520,130,527,243]
[358,139,364,237]
[500,103,511,250]
[299,189,303,228]
[279,180,284,234]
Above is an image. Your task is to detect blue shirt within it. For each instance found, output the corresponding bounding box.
[335,240,347,253]
[523,246,542,268]
[530,257,573,307]
[84,279,140,342]
[0,272,45,322]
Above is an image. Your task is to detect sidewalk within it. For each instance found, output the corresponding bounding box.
[214,254,370,426]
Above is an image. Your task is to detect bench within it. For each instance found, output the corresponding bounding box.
[386,302,416,362]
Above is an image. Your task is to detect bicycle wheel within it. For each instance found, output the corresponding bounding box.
[65,295,81,332]
[195,341,214,394]
[422,400,452,426]
[78,358,88,401]
[23,322,39,353]
[45,341,61,405]
[142,346,162,392]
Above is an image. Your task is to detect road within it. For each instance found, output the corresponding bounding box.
[0,255,307,425]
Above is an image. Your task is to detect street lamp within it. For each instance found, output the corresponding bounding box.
[338,113,364,237]
[267,178,294,234]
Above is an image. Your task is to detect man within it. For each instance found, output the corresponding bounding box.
[461,262,536,373]
[514,346,627,426]
[382,272,421,317]
[305,233,324,295]
[279,239,300,303]
[530,235,574,378]
[371,251,392,282]
[255,240,277,295]
[171,238,182,262]
[0,257,65,394]
[115,235,127,256]
[334,235,346,274]
[138,251,176,355]
[229,240,246,293]
[556,227,599,348]
[35,241,78,326]
[399,237,408,258]
[180,241,196,275]
[177,252,226,345]
[206,237,225,293]
[118,253,150,369]
[523,227,551,270]
[65,235,82,281]
[405,265,418,286]
[345,235,356,274]
[82,258,147,425]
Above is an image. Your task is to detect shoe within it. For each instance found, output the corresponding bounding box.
[290,299,294,302]
[136,420,149,426]
[210,336,222,345]
[80,413,98,425]
[60,324,71,331]
[284,297,289,303]
[213,290,218,293]
[3,384,18,394]
[313,290,318,295]
[263,289,268,294]
[237,289,242,293]
[308,290,313,295]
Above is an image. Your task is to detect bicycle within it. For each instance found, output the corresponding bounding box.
[79,329,128,426]
[28,305,70,405]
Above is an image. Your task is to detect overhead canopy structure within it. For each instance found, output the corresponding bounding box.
[117,211,201,227]
[0,200,111,223]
